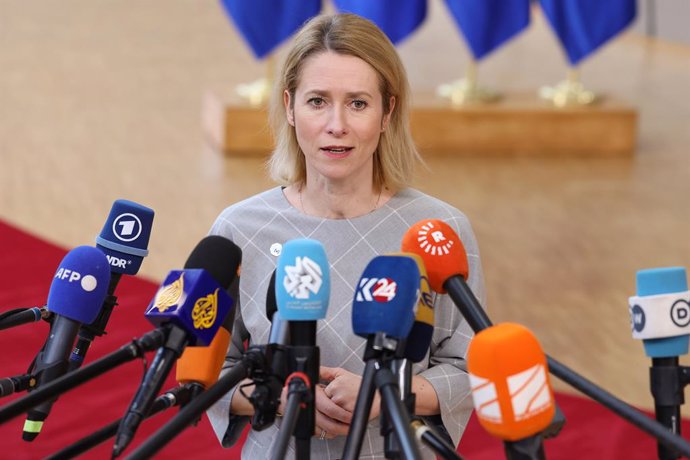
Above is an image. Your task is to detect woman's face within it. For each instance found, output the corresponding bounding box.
[285,51,393,187]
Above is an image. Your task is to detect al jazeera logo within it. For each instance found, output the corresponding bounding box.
[153,273,184,312]
[191,289,219,330]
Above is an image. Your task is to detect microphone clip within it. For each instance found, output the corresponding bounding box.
[240,344,285,431]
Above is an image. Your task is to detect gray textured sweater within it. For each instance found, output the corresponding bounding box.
[207,186,486,459]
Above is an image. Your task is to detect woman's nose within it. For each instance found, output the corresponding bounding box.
[326,106,348,136]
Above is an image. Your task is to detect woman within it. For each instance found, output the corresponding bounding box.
[207,13,486,459]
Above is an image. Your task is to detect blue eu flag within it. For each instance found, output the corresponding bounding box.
[445,0,531,61]
[333,0,427,45]
[219,0,322,59]
[540,0,637,65]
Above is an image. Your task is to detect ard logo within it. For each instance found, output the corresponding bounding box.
[154,274,183,312]
[191,289,218,329]
[112,212,142,242]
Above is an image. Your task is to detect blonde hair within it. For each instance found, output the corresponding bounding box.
[267,13,421,192]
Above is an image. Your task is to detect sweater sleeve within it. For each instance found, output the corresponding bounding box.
[206,287,251,447]
[205,212,252,447]
[416,214,487,447]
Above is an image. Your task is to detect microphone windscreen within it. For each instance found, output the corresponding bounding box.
[175,327,231,387]
[402,253,435,362]
[184,235,242,290]
[145,269,234,346]
[467,323,555,441]
[276,239,330,321]
[401,219,468,294]
[352,254,419,339]
[47,246,111,324]
[95,199,154,275]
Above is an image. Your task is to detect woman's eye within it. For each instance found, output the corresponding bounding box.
[308,97,324,107]
[352,100,367,110]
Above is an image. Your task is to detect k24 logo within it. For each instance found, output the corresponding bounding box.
[356,277,397,302]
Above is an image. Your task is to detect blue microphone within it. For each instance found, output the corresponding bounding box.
[274,239,329,456]
[352,255,419,342]
[629,267,690,460]
[95,199,154,276]
[276,239,330,325]
[68,200,155,370]
[23,246,111,441]
[343,254,422,460]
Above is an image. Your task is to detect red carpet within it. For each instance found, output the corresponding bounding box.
[0,219,684,459]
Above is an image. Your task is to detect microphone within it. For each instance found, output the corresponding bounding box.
[95,199,154,276]
[175,235,244,406]
[274,238,329,458]
[629,267,690,460]
[247,270,288,431]
[22,246,111,441]
[342,254,421,460]
[401,220,690,458]
[468,322,555,460]
[266,270,289,346]
[400,219,490,331]
[69,199,154,370]
[112,238,240,457]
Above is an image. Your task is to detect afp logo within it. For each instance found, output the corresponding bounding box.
[54,268,99,293]
[671,299,690,328]
[112,213,143,242]
[356,278,397,302]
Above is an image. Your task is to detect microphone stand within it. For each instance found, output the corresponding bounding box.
[503,435,546,460]
[342,334,422,460]
[390,359,465,460]
[443,276,690,458]
[0,329,166,425]
[125,346,272,460]
[0,306,51,331]
[0,373,36,398]
[68,273,122,371]
[410,418,464,460]
[374,365,422,460]
[45,385,195,460]
[650,357,690,460]
[271,372,312,460]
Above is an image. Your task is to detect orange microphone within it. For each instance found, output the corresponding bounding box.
[468,323,555,459]
[401,219,491,332]
[176,326,231,389]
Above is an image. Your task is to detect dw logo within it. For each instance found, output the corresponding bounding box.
[112,213,142,242]
[671,299,690,328]
[630,304,645,333]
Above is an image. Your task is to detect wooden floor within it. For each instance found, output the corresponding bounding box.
[2,1,690,420]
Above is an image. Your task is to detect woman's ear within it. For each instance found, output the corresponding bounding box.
[284,90,295,126]
[382,96,396,132]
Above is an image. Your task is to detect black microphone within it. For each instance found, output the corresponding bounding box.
[22,246,111,441]
[266,270,289,346]
[111,237,241,457]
